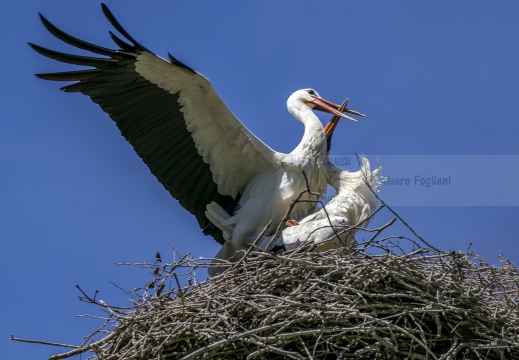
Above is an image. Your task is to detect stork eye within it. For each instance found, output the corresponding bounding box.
[307,89,316,96]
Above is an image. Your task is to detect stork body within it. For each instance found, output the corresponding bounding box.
[206,156,380,274]
[257,156,381,251]
[30,5,365,259]
[216,90,331,249]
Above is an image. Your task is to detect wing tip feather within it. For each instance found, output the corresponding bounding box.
[37,12,113,56]
[101,3,149,53]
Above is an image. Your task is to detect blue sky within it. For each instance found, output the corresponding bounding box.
[2,1,519,358]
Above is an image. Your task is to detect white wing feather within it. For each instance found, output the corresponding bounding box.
[135,52,278,197]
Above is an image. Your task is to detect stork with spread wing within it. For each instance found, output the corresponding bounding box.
[30,4,365,261]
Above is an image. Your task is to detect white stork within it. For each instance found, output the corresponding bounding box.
[258,156,381,252]
[206,156,380,275]
[30,4,365,258]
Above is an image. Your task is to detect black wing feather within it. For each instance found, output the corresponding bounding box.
[31,4,238,244]
[39,14,113,56]
[30,43,115,67]
[167,53,196,74]
[101,3,149,52]
[108,31,134,51]
[35,69,102,82]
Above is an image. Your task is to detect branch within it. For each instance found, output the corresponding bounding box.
[10,335,78,349]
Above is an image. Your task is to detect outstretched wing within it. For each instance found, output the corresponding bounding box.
[30,4,279,244]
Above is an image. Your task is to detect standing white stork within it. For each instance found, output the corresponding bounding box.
[30,4,365,257]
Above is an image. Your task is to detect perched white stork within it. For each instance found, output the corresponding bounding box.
[258,156,381,252]
[30,4,365,257]
[206,156,380,275]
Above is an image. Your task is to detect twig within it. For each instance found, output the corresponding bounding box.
[48,332,118,360]
[10,335,79,349]
[355,153,440,252]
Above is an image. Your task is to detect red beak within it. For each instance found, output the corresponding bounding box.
[324,98,352,138]
[304,96,365,138]
[310,97,364,123]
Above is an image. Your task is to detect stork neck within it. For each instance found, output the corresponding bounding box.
[290,105,326,156]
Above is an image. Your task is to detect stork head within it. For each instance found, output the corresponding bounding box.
[287,89,365,137]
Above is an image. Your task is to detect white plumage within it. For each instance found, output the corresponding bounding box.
[204,89,359,266]
[207,156,380,275]
[30,5,365,264]
[258,156,381,251]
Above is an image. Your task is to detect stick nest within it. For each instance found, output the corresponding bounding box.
[44,226,519,360]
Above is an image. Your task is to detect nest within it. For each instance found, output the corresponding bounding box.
[24,219,516,360]
[12,205,519,360]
